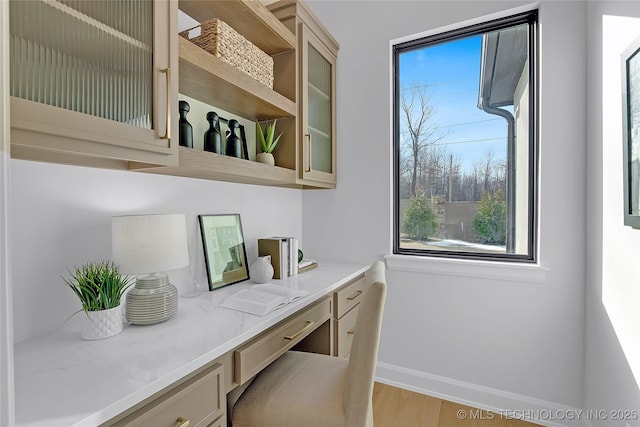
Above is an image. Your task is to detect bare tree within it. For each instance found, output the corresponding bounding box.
[400,85,448,198]
[399,86,505,203]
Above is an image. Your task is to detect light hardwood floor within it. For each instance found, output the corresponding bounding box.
[372,382,540,427]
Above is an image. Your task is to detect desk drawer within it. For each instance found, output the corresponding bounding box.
[334,274,366,319]
[112,363,224,427]
[234,297,331,384]
[336,304,359,358]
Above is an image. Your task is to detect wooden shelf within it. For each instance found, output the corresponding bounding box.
[179,0,295,55]
[133,146,299,188]
[179,37,296,120]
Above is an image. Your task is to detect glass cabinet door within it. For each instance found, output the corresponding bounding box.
[8,0,176,166]
[10,0,153,128]
[300,23,336,184]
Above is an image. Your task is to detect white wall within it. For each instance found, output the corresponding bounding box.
[0,0,14,424]
[585,2,640,425]
[304,0,587,411]
[11,160,302,342]
[12,0,640,423]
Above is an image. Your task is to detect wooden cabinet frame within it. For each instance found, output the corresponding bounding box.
[299,22,337,185]
[9,0,179,169]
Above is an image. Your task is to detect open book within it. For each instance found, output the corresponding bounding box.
[221,283,310,316]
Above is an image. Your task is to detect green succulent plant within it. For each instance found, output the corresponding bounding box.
[256,119,283,154]
[63,261,133,312]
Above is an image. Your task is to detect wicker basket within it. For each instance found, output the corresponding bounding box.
[179,18,274,89]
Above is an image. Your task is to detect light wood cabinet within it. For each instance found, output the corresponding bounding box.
[333,274,367,358]
[299,22,337,185]
[8,0,340,189]
[9,0,179,169]
[335,301,358,358]
[234,296,332,384]
[109,362,225,427]
[268,0,339,188]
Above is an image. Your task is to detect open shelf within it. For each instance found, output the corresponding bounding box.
[170,0,305,189]
[179,37,296,120]
[134,146,299,188]
[178,0,296,55]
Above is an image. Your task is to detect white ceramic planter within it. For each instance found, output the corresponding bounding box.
[81,305,123,340]
[256,152,275,166]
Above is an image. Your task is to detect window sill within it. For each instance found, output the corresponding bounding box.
[384,254,548,283]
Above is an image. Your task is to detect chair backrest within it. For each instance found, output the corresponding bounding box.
[344,260,387,427]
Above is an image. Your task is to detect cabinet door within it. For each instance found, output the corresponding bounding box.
[9,0,178,167]
[299,23,336,185]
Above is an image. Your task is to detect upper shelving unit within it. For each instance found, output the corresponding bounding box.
[152,0,305,187]
[179,0,296,55]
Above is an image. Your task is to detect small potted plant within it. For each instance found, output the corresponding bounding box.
[63,260,133,340]
[256,119,283,166]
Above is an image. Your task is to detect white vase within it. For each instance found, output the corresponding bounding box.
[250,255,274,284]
[256,152,275,166]
[81,305,124,340]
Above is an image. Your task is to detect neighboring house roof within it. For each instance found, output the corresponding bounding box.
[478,26,528,108]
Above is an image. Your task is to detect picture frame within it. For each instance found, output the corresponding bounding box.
[622,35,640,228]
[198,214,250,290]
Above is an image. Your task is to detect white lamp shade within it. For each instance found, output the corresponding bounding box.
[112,214,189,274]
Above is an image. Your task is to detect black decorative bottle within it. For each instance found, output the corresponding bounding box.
[225,119,242,158]
[204,111,222,154]
[178,100,193,148]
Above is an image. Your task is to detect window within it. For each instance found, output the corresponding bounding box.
[393,11,538,262]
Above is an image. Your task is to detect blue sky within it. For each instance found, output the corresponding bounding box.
[398,35,507,173]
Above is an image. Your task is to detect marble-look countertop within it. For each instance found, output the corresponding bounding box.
[14,260,369,427]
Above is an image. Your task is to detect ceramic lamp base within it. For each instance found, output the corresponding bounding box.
[125,274,178,325]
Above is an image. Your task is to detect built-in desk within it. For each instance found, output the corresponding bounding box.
[13,260,369,427]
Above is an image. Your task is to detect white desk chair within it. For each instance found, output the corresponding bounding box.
[231,260,387,427]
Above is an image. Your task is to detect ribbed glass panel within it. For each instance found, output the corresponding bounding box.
[307,43,332,173]
[9,0,153,129]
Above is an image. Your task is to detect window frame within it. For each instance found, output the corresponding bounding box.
[392,10,539,263]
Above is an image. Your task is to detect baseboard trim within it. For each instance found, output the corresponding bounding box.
[375,362,588,427]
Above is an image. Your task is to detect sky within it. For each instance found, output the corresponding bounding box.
[398,34,507,174]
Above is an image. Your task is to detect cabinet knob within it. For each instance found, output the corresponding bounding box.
[175,417,190,427]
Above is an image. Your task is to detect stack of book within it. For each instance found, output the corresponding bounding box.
[258,237,299,279]
[298,258,317,273]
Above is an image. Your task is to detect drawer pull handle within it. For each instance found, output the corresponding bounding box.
[175,417,190,427]
[347,329,355,335]
[347,290,363,301]
[284,321,315,341]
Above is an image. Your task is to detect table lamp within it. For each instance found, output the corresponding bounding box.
[112,214,189,325]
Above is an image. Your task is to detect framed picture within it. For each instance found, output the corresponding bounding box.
[623,36,640,228]
[198,214,250,290]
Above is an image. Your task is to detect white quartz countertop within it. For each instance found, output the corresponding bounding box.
[14,260,369,427]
